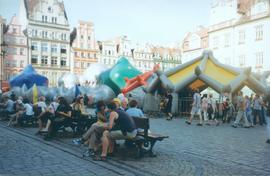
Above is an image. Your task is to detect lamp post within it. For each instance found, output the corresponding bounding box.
[0,41,8,91]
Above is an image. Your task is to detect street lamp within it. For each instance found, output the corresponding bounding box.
[0,41,8,91]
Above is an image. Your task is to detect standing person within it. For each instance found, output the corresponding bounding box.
[165,91,173,120]
[266,98,270,144]
[261,95,267,125]
[222,98,230,123]
[186,89,203,126]
[208,94,220,126]
[245,95,253,127]
[232,91,249,128]
[201,94,209,124]
[253,94,263,125]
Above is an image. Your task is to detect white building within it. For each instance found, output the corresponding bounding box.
[208,0,270,73]
[19,0,71,86]
[181,26,209,63]
[98,35,133,67]
[132,43,155,72]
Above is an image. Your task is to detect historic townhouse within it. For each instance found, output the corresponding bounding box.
[181,26,209,63]
[98,35,133,67]
[151,46,182,71]
[208,0,270,73]
[3,15,28,81]
[19,0,70,86]
[70,20,99,76]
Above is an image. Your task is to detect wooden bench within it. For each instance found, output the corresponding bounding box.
[129,117,169,158]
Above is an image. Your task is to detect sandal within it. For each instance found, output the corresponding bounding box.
[93,155,107,161]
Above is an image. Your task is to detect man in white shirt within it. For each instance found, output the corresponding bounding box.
[186,89,203,126]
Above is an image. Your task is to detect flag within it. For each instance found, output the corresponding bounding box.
[33,84,38,104]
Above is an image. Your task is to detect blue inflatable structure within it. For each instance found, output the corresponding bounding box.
[9,65,48,88]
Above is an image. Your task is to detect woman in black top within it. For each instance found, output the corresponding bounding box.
[51,97,73,136]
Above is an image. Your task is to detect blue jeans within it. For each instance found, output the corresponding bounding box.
[246,110,253,125]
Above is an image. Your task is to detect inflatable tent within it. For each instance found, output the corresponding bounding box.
[9,65,48,89]
[147,50,270,96]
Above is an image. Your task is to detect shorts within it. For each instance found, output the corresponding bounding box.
[191,107,201,115]
[109,130,137,140]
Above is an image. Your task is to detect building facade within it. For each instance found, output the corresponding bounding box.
[0,16,6,90]
[208,0,270,73]
[98,35,133,67]
[152,46,182,71]
[132,43,155,72]
[3,15,28,82]
[71,20,98,76]
[19,0,71,86]
[181,26,209,63]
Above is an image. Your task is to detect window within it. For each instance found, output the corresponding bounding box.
[51,32,55,39]
[31,55,38,64]
[42,15,47,22]
[61,57,67,66]
[41,56,48,65]
[51,57,57,66]
[255,25,263,41]
[32,29,37,37]
[31,42,38,50]
[87,63,91,67]
[8,48,17,55]
[41,43,48,52]
[51,44,57,53]
[81,62,84,68]
[20,48,24,55]
[61,33,66,40]
[42,31,48,38]
[12,28,17,34]
[238,55,245,67]
[48,7,53,13]
[81,52,85,58]
[213,36,219,49]
[88,36,91,40]
[74,52,78,57]
[60,45,66,54]
[255,52,263,68]
[20,60,24,67]
[238,30,245,44]
[52,17,57,24]
[224,33,230,47]
[88,53,91,58]
[81,35,84,39]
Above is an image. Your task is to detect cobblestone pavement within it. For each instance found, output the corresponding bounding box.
[1,117,270,176]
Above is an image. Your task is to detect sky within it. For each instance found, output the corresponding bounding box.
[0,0,211,46]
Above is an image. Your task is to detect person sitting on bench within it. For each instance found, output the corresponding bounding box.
[0,96,15,120]
[97,101,137,161]
[73,100,108,157]
[16,98,34,126]
[72,96,91,133]
[50,97,73,136]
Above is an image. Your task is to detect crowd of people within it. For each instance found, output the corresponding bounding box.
[0,92,146,161]
[185,89,270,143]
[0,89,269,162]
